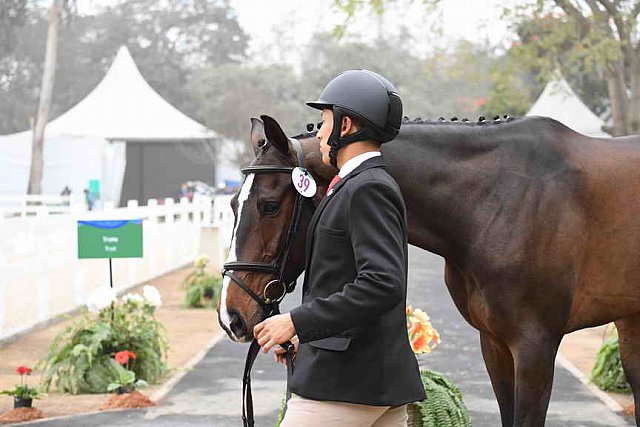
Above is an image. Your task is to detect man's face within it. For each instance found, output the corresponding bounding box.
[317,109,333,166]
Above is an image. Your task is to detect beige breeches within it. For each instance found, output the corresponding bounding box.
[280,393,408,427]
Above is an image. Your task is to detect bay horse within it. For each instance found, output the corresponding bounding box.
[218,114,640,426]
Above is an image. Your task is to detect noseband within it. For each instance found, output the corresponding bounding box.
[222,137,315,427]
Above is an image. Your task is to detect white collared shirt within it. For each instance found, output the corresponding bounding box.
[338,151,381,179]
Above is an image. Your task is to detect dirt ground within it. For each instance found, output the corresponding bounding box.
[560,326,634,409]
[0,264,633,420]
[0,265,222,419]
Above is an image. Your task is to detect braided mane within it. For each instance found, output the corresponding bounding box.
[298,115,519,135]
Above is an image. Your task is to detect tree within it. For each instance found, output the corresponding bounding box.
[188,64,308,166]
[27,0,74,195]
[507,1,640,135]
[335,0,640,135]
[0,0,29,56]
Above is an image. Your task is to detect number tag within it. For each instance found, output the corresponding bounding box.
[291,167,317,198]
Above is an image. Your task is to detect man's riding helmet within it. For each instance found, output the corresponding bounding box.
[307,69,402,167]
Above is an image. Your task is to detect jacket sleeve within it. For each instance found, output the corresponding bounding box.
[289,180,407,344]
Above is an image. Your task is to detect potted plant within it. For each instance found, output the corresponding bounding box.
[182,255,222,308]
[1,366,46,408]
[38,287,168,395]
[405,306,470,427]
[107,351,149,394]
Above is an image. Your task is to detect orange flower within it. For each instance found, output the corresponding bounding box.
[409,320,425,336]
[410,334,429,353]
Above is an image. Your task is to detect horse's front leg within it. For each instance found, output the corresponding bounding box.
[480,331,514,427]
[511,330,562,426]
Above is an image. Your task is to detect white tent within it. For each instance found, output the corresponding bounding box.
[0,46,218,203]
[527,77,610,138]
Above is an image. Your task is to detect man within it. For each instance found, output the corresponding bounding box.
[254,70,425,426]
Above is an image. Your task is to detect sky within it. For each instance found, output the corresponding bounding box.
[228,0,515,64]
[79,0,519,65]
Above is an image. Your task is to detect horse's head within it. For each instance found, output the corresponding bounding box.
[218,115,335,342]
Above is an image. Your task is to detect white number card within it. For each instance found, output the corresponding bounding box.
[291,167,317,198]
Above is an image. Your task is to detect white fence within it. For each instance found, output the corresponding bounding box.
[0,194,84,218]
[0,195,230,340]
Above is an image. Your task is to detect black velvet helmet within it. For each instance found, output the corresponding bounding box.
[307,69,402,167]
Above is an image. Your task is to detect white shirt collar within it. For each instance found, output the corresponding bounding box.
[338,151,381,178]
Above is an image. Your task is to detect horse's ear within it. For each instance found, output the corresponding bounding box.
[250,117,266,156]
[261,115,289,156]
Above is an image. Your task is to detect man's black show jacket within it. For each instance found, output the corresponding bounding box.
[289,155,426,406]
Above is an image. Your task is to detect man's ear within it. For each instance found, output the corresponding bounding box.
[261,115,289,155]
[339,115,349,137]
[250,117,266,156]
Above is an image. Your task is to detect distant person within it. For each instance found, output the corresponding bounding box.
[83,189,95,211]
[60,186,71,206]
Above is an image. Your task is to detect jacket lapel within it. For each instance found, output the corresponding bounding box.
[302,155,387,278]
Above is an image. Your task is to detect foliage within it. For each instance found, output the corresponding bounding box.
[274,394,287,427]
[182,255,223,308]
[107,350,149,393]
[0,0,29,56]
[409,370,470,427]
[188,64,307,166]
[37,288,168,394]
[590,336,631,393]
[0,366,46,400]
[0,0,248,134]
[333,0,640,135]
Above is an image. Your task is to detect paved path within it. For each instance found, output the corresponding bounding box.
[26,246,633,426]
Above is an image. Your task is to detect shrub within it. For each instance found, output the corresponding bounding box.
[37,287,168,394]
[182,255,222,308]
[591,336,631,393]
[409,370,471,427]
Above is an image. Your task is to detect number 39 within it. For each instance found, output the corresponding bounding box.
[298,174,310,192]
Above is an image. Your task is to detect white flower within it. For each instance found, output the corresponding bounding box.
[121,293,145,305]
[86,287,118,313]
[142,285,162,307]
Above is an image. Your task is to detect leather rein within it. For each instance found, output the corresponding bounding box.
[222,137,313,427]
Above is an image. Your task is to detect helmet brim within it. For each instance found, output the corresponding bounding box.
[306,101,333,111]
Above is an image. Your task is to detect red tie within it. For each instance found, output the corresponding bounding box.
[327,175,341,193]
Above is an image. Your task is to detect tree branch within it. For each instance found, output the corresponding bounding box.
[553,0,591,35]
[631,1,640,20]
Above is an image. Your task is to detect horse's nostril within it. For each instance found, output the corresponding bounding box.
[229,310,247,338]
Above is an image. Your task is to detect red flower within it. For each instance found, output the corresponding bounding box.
[114,351,130,365]
[16,366,32,375]
[126,350,137,360]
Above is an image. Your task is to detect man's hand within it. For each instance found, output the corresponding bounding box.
[254,313,296,353]
[274,335,299,364]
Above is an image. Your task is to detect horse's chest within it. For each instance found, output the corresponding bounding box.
[444,262,502,334]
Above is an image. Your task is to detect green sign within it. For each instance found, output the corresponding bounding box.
[77,219,143,259]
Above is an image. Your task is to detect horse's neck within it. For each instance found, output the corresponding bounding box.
[300,137,336,190]
[385,124,503,261]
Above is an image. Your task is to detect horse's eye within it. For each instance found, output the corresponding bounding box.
[260,201,280,216]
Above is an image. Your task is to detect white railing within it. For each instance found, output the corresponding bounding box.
[0,195,228,341]
[212,194,234,248]
[0,194,84,218]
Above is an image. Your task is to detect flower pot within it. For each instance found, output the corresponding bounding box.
[116,386,134,395]
[14,396,33,408]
